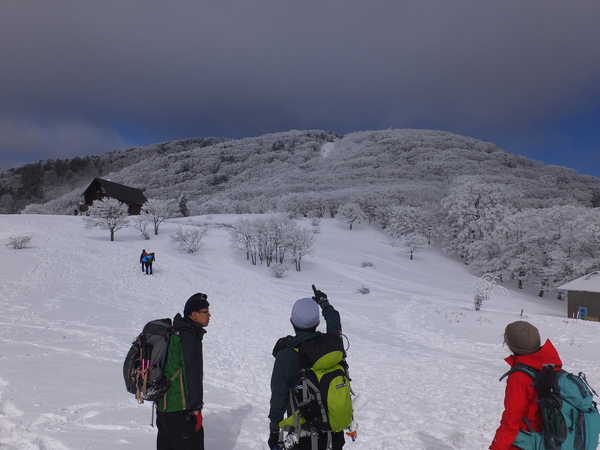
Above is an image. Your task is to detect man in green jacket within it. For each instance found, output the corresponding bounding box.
[156,292,210,450]
[268,288,345,450]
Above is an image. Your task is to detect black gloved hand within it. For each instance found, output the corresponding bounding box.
[312,289,328,304]
[268,429,280,449]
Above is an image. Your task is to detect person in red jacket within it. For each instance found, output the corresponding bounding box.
[489,321,563,450]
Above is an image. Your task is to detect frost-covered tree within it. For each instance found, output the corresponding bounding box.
[278,194,314,218]
[84,198,130,241]
[573,210,600,275]
[0,194,15,213]
[230,218,258,264]
[254,216,297,266]
[337,202,365,230]
[393,233,429,260]
[229,216,315,270]
[133,215,150,240]
[385,206,431,259]
[178,194,190,217]
[475,205,600,296]
[288,226,315,271]
[143,199,173,235]
[473,273,500,311]
[440,177,516,262]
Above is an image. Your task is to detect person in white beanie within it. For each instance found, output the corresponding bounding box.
[268,288,345,450]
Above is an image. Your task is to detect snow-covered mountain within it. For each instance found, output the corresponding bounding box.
[3,129,600,216]
[1,213,599,449]
[7,128,600,311]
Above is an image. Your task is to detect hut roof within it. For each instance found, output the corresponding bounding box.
[558,272,600,293]
[85,178,147,205]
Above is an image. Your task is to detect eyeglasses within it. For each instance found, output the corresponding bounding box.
[196,310,210,315]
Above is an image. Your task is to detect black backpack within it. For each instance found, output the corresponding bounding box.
[123,318,175,404]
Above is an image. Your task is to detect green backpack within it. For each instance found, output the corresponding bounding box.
[280,332,353,436]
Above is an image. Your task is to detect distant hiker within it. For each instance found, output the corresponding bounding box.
[142,252,155,275]
[140,249,148,272]
[156,292,211,450]
[268,287,346,450]
[489,321,562,450]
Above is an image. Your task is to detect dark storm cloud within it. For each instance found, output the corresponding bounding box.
[1,1,600,174]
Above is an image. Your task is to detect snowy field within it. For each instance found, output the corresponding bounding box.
[1,213,600,450]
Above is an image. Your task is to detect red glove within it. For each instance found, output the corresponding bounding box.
[193,412,203,432]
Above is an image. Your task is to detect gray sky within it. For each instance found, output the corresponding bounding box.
[2,1,600,176]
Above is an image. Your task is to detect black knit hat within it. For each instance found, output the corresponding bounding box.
[504,321,541,355]
[184,293,209,317]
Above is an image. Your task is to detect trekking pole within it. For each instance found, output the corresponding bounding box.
[346,421,358,442]
[275,429,285,450]
[141,345,148,379]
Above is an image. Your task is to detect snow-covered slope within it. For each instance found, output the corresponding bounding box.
[1,214,599,449]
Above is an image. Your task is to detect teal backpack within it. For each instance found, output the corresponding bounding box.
[501,364,600,450]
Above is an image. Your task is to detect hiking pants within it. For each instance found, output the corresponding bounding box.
[156,410,204,450]
[296,431,344,450]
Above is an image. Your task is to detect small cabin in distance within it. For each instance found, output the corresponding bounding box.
[80,178,147,215]
[558,271,600,321]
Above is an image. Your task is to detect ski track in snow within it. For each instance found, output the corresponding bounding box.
[1,214,600,449]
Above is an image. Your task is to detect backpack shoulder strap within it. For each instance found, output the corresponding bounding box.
[499,364,541,434]
[272,335,295,358]
[499,363,538,382]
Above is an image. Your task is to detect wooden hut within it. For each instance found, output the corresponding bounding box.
[558,271,600,320]
[80,178,147,215]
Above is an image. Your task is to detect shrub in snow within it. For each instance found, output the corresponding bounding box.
[361,261,375,268]
[133,216,150,240]
[7,235,32,249]
[271,263,288,278]
[171,226,210,253]
[356,285,370,295]
[311,217,321,234]
[473,273,503,311]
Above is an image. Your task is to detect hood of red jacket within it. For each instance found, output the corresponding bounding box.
[505,339,562,370]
